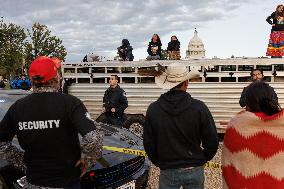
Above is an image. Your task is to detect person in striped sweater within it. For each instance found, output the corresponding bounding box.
[222,81,284,189]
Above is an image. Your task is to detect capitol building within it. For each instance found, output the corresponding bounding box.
[186,29,206,59]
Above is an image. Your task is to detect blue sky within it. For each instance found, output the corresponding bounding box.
[0,0,281,61]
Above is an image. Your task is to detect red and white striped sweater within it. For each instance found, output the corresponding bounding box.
[222,110,284,189]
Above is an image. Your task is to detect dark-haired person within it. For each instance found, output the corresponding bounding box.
[239,69,278,107]
[222,81,284,188]
[102,75,128,126]
[117,39,134,61]
[266,4,284,58]
[147,34,162,60]
[0,57,103,188]
[167,35,181,60]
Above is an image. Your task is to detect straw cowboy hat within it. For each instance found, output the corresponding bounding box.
[155,63,200,89]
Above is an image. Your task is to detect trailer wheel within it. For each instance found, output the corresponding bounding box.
[124,115,145,137]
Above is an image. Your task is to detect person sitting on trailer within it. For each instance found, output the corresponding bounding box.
[167,35,181,60]
[117,39,134,61]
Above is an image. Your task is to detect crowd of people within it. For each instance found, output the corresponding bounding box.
[82,34,181,62]
[0,74,32,90]
[0,58,283,189]
[116,34,182,61]
[10,74,31,90]
[121,34,181,61]
[0,4,283,189]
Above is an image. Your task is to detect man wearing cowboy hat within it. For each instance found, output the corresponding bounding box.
[143,63,218,189]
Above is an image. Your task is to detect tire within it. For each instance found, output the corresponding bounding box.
[124,115,145,137]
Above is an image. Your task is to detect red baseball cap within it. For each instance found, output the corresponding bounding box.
[51,57,61,69]
[29,57,58,83]
[36,56,61,68]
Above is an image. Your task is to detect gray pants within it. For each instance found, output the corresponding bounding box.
[147,55,160,60]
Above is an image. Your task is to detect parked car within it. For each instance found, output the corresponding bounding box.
[0,90,149,189]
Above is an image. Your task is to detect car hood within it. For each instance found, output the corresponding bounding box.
[94,123,145,169]
[0,90,145,169]
[0,90,30,119]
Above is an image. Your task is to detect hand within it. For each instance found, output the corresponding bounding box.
[75,158,88,177]
[111,108,116,112]
[120,49,124,52]
[102,107,106,113]
[272,24,275,26]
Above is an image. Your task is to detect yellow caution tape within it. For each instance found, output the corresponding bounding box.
[103,145,147,157]
[103,145,221,169]
[205,161,221,169]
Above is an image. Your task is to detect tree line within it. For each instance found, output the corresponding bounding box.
[0,17,67,78]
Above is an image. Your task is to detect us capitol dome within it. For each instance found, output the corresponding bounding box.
[186,29,206,59]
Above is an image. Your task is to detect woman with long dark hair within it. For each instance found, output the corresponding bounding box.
[222,81,284,188]
[167,35,181,60]
[147,34,162,60]
[266,4,284,58]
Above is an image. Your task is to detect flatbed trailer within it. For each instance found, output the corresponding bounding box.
[62,58,284,134]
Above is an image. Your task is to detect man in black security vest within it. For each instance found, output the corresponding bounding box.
[102,75,128,126]
[0,56,103,188]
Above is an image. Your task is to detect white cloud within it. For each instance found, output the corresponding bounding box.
[1,0,272,61]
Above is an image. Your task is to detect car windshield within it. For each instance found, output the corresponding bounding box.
[0,93,27,120]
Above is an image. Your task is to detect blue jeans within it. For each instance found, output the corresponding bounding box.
[159,166,204,189]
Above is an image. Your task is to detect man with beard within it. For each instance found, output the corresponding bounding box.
[239,69,278,108]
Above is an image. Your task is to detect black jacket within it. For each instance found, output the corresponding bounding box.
[117,46,134,61]
[0,92,96,187]
[117,39,134,61]
[103,85,128,118]
[239,84,278,107]
[266,12,284,31]
[147,41,162,56]
[143,90,218,170]
[167,40,180,51]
